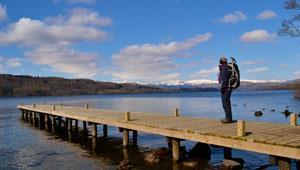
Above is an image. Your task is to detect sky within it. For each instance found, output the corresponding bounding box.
[0,0,300,84]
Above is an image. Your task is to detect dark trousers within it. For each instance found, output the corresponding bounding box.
[221,88,232,120]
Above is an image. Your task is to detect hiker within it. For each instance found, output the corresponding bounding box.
[218,57,233,124]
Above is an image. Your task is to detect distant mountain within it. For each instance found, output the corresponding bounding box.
[160,79,290,91]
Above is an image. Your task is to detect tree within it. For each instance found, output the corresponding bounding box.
[278,0,300,37]
[278,1,300,98]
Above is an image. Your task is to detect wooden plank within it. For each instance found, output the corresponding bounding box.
[17,105,300,160]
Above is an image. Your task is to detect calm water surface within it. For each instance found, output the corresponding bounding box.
[0,90,299,169]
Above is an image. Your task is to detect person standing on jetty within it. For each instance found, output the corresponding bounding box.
[218,57,233,124]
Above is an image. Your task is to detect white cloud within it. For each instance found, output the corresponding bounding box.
[278,63,289,68]
[241,59,263,65]
[6,58,23,68]
[295,71,300,79]
[111,33,213,83]
[66,0,96,4]
[0,56,4,73]
[240,29,276,43]
[218,11,247,24]
[246,67,268,73]
[54,0,96,5]
[0,4,7,21]
[25,47,100,78]
[256,10,277,20]
[0,8,112,78]
[0,17,108,47]
[189,66,219,79]
[45,8,112,27]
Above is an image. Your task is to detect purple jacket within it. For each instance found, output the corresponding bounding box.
[218,64,230,88]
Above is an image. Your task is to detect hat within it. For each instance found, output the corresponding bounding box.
[220,57,227,64]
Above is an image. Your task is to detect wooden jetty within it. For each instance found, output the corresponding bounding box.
[18,104,300,169]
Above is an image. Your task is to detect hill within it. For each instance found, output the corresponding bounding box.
[0,74,170,96]
[0,74,218,97]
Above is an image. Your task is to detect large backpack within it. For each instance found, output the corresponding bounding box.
[228,57,240,89]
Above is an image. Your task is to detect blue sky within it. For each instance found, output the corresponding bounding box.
[0,0,299,84]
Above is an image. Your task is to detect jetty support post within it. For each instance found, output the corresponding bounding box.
[64,117,68,130]
[57,116,62,128]
[173,108,179,117]
[122,112,130,147]
[51,115,56,133]
[67,118,72,131]
[237,120,246,137]
[30,111,34,124]
[83,121,87,133]
[91,123,97,137]
[269,155,278,166]
[172,138,180,161]
[25,110,29,122]
[103,125,108,137]
[39,112,45,129]
[224,147,232,159]
[278,157,291,170]
[290,113,297,126]
[132,130,138,145]
[170,108,181,161]
[32,112,37,126]
[92,136,97,150]
[45,114,50,130]
[74,119,78,133]
[123,129,129,147]
[166,137,172,150]
[21,109,25,120]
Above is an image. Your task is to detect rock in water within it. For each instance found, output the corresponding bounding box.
[182,159,200,168]
[270,109,276,112]
[144,153,161,164]
[189,142,211,160]
[223,159,243,170]
[282,109,292,117]
[144,147,169,164]
[152,147,169,157]
[117,160,130,170]
[182,158,210,169]
[254,111,263,117]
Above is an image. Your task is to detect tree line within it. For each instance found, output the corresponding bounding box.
[0,74,169,96]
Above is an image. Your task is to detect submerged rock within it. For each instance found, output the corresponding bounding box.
[282,109,292,117]
[182,158,201,168]
[152,147,169,157]
[270,109,276,112]
[254,111,263,117]
[117,160,130,170]
[222,159,243,170]
[182,158,210,169]
[144,147,169,164]
[144,153,161,164]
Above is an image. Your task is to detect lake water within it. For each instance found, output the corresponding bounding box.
[0,90,299,169]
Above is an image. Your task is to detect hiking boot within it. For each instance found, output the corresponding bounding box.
[221,119,233,124]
